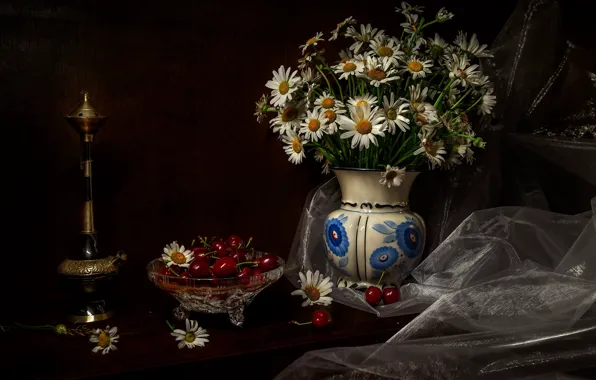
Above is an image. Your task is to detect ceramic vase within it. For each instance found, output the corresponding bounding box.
[323,169,425,284]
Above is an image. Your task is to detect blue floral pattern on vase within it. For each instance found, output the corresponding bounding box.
[369,246,400,270]
[325,214,350,260]
[372,217,422,259]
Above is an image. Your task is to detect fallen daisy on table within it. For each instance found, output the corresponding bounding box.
[89,326,119,354]
[171,319,209,349]
[291,270,334,307]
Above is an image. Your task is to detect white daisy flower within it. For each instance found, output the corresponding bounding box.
[409,84,429,106]
[254,94,269,124]
[314,150,331,174]
[447,54,480,88]
[413,102,439,130]
[282,130,306,164]
[347,93,378,109]
[454,31,493,58]
[334,59,365,80]
[382,93,410,133]
[395,1,424,14]
[171,319,209,349]
[479,87,496,115]
[339,48,353,62]
[300,67,320,84]
[359,56,399,87]
[403,56,433,79]
[400,13,419,34]
[298,52,316,70]
[339,103,385,150]
[380,165,406,188]
[414,132,447,169]
[345,24,385,54]
[321,107,346,134]
[162,241,194,268]
[300,32,324,54]
[291,270,333,307]
[314,91,343,112]
[300,109,329,142]
[269,103,305,136]
[89,326,119,355]
[370,37,404,65]
[265,65,301,107]
[436,7,454,22]
[330,16,357,41]
[427,33,448,57]
[446,86,462,107]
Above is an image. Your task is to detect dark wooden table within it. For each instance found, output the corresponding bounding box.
[0,278,415,380]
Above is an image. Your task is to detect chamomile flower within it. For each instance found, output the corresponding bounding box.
[400,13,420,34]
[89,326,119,355]
[291,270,334,307]
[300,67,320,84]
[300,109,329,142]
[427,33,448,57]
[265,66,301,107]
[360,56,399,87]
[380,165,406,188]
[321,107,346,134]
[162,241,194,268]
[403,56,433,79]
[283,130,306,164]
[409,84,429,105]
[314,150,331,174]
[454,31,493,58]
[345,24,385,54]
[300,32,324,54]
[254,94,270,124]
[339,103,385,150]
[412,102,439,130]
[334,59,365,80]
[298,52,316,70]
[382,93,410,133]
[171,319,209,349]
[330,16,357,41]
[395,1,424,14]
[414,131,447,169]
[339,48,353,62]
[436,7,454,22]
[347,94,378,109]
[314,92,344,112]
[370,37,404,65]
[479,87,496,115]
[447,54,480,88]
[269,103,305,135]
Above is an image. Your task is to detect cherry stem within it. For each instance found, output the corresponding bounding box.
[244,237,253,248]
[166,266,180,277]
[377,271,385,286]
[290,321,312,326]
[166,320,175,332]
[190,239,195,247]
[237,261,257,267]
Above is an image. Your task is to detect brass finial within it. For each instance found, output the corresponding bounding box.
[65,91,108,135]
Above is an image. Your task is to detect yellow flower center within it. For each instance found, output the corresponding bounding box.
[305,286,321,301]
[412,102,421,110]
[411,24,417,31]
[98,331,111,348]
[343,62,357,72]
[416,114,428,125]
[368,68,386,81]
[377,46,393,57]
[424,140,439,156]
[386,108,397,120]
[279,80,290,95]
[356,120,372,134]
[385,170,397,181]
[408,61,423,72]
[306,37,317,45]
[292,137,302,153]
[456,68,467,79]
[185,332,195,343]
[308,119,321,132]
[356,100,368,107]
[281,107,298,122]
[171,251,187,265]
[321,98,335,109]
[324,110,337,123]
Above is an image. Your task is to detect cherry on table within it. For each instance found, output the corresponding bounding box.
[188,257,211,278]
[382,287,401,305]
[312,310,332,328]
[211,240,230,258]
[212,257,237,278]
[365,286,383,306]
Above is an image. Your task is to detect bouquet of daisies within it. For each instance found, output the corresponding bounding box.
[255,2,495,175]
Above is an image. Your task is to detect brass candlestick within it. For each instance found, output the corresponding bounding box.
[57,92,124,323]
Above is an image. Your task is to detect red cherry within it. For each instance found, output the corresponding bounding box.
[157,265,174,276]
[211,240,229,258]
[212,257,237,278]
[188,257,211,278]
[382,287,401,305]
[238,267,253,284]
[257,254,280,272]
[252,268,264,281]
[231,248,248,263]
[192,247,211,257]
[312,310,332,328]
[365,286,383,306]
[226,235,244,247]
[169,265,185,275]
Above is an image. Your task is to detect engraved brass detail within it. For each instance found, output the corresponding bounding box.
[58,258,118,276]
[69,311,114,323]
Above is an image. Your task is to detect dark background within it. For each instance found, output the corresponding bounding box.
[3,0,594,321]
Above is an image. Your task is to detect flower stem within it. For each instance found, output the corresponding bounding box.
[450,88,473,110]
[433,79,456,109]
[290,321,312,326]
[465,95,483,112]
[316,65,335,98]
[14,323,54,330]
[377,271,385,286]
[166,320,176,332]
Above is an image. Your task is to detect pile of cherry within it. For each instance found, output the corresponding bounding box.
[156,235,280,281]
[365,285,401,306]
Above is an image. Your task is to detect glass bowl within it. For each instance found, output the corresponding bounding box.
[146,252,285,326]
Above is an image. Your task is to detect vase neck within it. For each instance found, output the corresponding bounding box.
[334,169,418,213]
